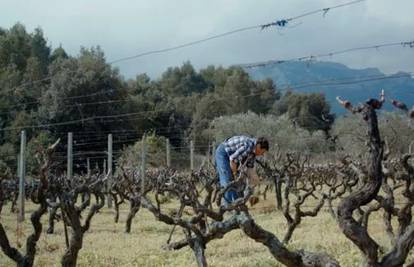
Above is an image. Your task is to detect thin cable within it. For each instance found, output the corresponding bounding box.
[0,89,119,116]
[0,109,169,132]
[278,72,414,91]
[1,71,412,132]
[109,0,365,64]
[108,26,259,64]
[289,0,365,21]
[240,40,414,68]
[0,0,366,105]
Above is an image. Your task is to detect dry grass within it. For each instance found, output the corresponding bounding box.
[0,199,412,267]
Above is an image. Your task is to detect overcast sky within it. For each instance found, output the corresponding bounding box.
[1,0,413,79]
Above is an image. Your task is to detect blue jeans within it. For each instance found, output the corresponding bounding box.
[215,144,239,204]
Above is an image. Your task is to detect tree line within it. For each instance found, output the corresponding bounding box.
[0,23,335,173]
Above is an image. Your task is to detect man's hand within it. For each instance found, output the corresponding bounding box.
[230,160,238,176]
[249,196,260,207]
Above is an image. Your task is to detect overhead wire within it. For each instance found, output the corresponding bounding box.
[239,40,414,68]
[1,38,412,117]
[0,0,366,97]
[108,0,366,64]
[0,69,412,132]
[1,0,413,168]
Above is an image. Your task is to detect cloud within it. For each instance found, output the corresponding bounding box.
[1,0,413,79]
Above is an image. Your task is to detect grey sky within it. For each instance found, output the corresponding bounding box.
[1,0,413,79]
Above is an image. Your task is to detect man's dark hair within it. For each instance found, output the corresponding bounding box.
[257,137,269,151]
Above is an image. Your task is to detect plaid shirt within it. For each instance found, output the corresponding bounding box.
[223,135,256,167]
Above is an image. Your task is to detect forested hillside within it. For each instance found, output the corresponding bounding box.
[0,23,292,172]
[247,61,414,114]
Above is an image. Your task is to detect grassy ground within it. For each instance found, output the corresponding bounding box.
[0,198,411,267]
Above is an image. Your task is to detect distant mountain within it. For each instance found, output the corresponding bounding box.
[245,61,414,114]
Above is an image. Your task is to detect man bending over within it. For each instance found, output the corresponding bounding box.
[215,135,269,205]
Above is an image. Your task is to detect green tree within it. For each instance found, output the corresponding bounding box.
[0,23,31,71]
[275,92,335,133]
[30,28,50,74]
[0,24,51,156]
[159,61,207,96]
[37,46,130,171]
[50,45,68,62]
[218,67,251,114]
[248,78,279,114]
[190,92,227,147]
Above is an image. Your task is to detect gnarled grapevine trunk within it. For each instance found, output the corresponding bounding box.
[336,96,383,266]
[125,196,140,233]
[237,211,340,267]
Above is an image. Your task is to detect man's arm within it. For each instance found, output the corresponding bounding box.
[229,144,248,176]
[230,160,238,175]
[229,141,256,164]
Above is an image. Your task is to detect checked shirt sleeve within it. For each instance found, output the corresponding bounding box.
[229,142,254,163]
